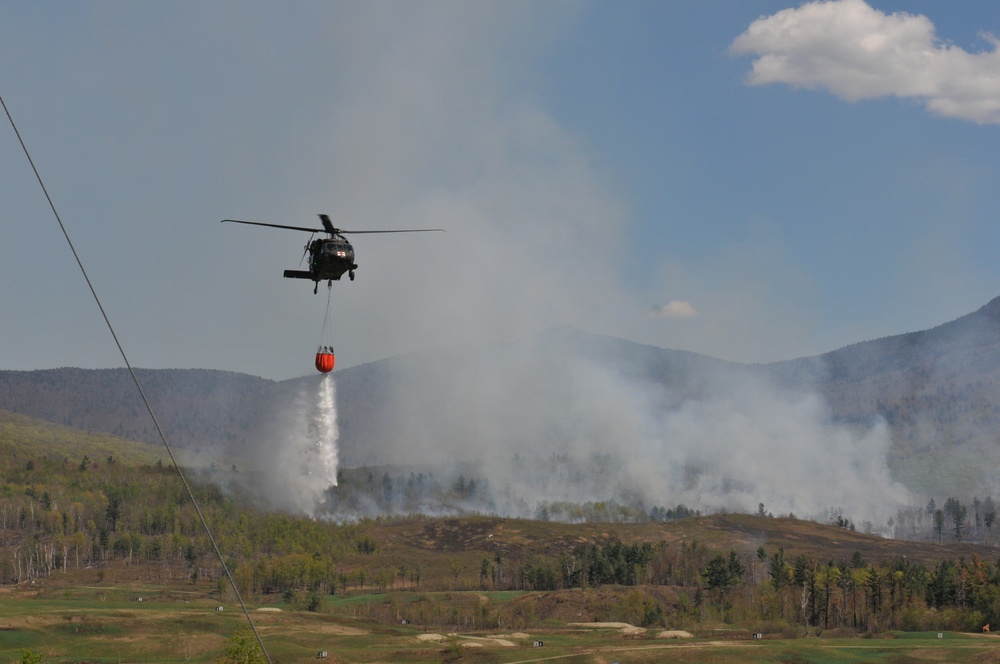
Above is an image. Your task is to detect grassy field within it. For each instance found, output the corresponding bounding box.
[2,583,998,663]
[0,409,220,470]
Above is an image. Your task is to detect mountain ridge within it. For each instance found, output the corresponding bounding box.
[3,296,1000,502]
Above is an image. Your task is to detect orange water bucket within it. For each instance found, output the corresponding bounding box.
[315,347,335,373]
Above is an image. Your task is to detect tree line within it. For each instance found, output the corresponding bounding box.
[4,449,1000,634]
[473,537,1000,633]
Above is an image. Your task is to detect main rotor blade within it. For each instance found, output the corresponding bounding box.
[223,218,445,235]
[339,228,446,234]
[221,219,323,233]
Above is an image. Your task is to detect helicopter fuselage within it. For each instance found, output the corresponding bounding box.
[308,236,356,280]
[283,235,358,288]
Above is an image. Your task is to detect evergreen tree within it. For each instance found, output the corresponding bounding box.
[768,548,788,589]
[105,495,122,532]
[953,503,968,541]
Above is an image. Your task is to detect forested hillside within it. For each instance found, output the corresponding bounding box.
[4,431,1000,635]
[768,295,1000,491]
[0,368,282,452]
[3,296,1000,514]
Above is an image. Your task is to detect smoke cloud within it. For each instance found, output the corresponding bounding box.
[203,4,913,526]
[323,332,911,527]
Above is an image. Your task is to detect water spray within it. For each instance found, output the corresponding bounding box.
[310,373,339,488]
[304,284,340,501]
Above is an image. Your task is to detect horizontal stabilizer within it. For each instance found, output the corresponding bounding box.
[283,270,313,280]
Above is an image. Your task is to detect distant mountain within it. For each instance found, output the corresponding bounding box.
[3,297,1000,505]
[770,295,1000,409]
[766,296,1000,492]
[0,368,282,453]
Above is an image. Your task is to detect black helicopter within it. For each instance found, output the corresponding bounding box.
[222,214,444,293]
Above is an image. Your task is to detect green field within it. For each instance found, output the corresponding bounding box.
[1,584,997,663]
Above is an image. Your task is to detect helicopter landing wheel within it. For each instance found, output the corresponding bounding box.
[349,270,355,281]
[313,282,319,295]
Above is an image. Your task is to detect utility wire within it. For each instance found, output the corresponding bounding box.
[319,282,333,348]
[1,94,273,664]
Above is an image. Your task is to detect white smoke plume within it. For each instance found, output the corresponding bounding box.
[200,4,913,525]
[332,333,912,527]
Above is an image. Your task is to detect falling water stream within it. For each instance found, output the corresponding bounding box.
[306,373,340,490]
[266,373,341,516]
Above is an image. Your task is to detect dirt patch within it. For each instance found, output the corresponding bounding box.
[568,621,633,629]
[567,622,648,636]
[407,518,502,553]
[250,613,367,636]
[449,633,516,647]
[244,609,367,636]
[656,629,694,639]
[293,623,368,636]
[469,635,516,647]
[569,621,644,633]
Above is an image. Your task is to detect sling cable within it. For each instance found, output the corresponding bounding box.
[315,283,336,373]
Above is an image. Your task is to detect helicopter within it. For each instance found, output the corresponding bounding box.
[222,214,444,293]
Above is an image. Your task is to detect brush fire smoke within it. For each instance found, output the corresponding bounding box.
[250,334,910,528]
[232,337,912,529]
[222,4,912,526]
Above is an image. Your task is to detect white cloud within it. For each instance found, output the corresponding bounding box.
[731,0,1000,125]
[647,300,699,320]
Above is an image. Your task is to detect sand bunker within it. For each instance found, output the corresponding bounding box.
[569,622,646,635]
[657,629,694,639]
[417,633,445,642]
[445,633,517,647]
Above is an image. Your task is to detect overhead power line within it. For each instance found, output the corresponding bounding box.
[1,93,272,663]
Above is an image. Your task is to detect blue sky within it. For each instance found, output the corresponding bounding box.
[2,1,999,380]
